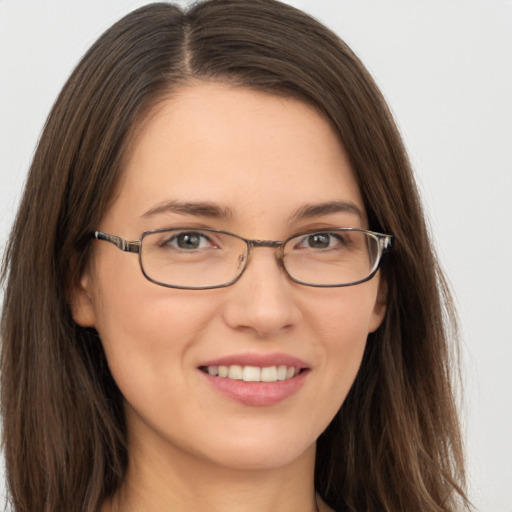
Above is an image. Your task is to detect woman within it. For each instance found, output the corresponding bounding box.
[1,1,470,511]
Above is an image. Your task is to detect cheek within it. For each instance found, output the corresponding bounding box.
[306,286,378,401]
[306,282,379,348]
[90,260,218,399]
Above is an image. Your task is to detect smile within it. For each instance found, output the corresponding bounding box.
[200,365,300,382]
[198,353,310,406]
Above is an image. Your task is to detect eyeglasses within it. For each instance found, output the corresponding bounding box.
[93,227,393,290]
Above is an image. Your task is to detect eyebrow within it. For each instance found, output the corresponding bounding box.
[290,200,366,223]
[142,200,233,219]
[142,199,365,224]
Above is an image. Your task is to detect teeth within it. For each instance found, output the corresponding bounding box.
[208,366,219,376]
[243,366,261,382]
[277,365,287,381]
[205,365,298,382]
[260,366,277,382]
[228,365,243,380]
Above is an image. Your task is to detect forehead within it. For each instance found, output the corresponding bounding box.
[106,81,365,233]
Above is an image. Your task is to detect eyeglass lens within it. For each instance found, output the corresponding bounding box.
[139,228,382,289]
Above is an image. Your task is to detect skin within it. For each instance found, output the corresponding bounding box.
[72,81,386,512]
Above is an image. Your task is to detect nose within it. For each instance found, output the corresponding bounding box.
[220,246,302,338]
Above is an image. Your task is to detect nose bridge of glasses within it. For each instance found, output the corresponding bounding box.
[248,239,283,249]
[243,239,286,272]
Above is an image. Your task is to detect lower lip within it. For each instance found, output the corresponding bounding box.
[200,370,309,406]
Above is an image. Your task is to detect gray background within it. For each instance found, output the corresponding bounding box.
[1,1,511,510]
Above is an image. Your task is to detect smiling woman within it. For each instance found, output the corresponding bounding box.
[71,85,388,487]
[1,1,470,512]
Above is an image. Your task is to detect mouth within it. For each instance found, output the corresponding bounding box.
[199,364,306,383]
[197,354,311,406]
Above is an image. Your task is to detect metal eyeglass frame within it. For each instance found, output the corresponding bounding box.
[92,227,393,290]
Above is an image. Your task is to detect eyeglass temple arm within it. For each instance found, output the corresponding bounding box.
[380,235,393,252]
[94,231,141,253]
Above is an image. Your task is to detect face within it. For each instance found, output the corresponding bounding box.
[73,82,386,474]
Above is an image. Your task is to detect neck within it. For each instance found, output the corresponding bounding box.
[106,435,320,512]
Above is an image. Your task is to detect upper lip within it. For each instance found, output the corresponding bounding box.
[198,352,310,369]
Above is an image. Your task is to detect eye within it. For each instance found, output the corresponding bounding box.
[162,231,214,250]
[297,232,346,250]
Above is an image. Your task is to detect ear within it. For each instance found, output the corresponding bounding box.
[368,277,388,333]
[69,268,97,328]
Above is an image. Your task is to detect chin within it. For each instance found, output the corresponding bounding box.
[190,426,319,472]
[210,446,315,473]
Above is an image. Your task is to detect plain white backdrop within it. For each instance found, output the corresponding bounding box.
[1,1,511,510]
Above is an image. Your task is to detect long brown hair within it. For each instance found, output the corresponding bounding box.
[1,1,469,511]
